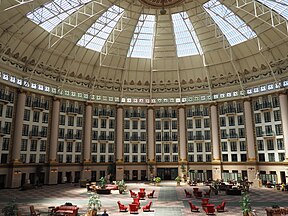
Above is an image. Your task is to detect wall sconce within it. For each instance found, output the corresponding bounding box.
[14,170,21,175]
[84,167,91,172]
[248,167,255,171]
[117,167,123,170]
[50,168,58,173]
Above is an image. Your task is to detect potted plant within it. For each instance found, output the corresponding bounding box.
[116,179,126,194]
[96,177,110,194]
[240,192,252,216]
[153,177,161,186]
[87,193,102,216]
[2,199,18,216]
[175,176,181,186]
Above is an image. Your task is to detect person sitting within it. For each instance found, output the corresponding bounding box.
[102,209,109,216]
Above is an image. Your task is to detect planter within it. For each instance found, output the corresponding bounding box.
[177,182,181,186]
[87,209,97,216]
[96,189,111,194]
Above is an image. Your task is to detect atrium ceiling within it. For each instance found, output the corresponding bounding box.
[0,0,288,100]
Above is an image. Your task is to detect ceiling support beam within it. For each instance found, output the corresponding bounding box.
[48,0,113,48]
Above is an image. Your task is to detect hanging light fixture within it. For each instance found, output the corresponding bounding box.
[138,0,185,14]
[160,0,167,15]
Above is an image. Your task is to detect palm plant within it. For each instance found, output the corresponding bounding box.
[240,192,251,216]
[88,193,102,211]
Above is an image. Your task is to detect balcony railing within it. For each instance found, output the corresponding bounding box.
[29,131,46,139]
[66,107,83,115]
[0,92,14,103]
[32,101,49,110]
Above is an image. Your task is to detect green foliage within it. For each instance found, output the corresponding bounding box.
[2,199,18,216]
[99,177,107,189]
[154,177,161,183]
[88,193,102,211]
[175,176,181,183]
[116,179,126,192]
[240,192,251,214]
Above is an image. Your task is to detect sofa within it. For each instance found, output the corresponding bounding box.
[106,184,118,190]
[52,205,79,216]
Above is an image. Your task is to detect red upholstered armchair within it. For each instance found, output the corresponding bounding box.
[204,189,211,197]
[129,204,139,214]
[130,190,137,198]
[117,201,128,212]
[184,189,192,198]
[147,190,155,198]
[52,205,79,216]
[132,197,140,209]
[188,201,199,212]
[204,205,215,215]
[142,201,152,212]
[216,201,226,212]
[138,191,146,200]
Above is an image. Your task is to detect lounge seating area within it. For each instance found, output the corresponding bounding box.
[51,205,79,216]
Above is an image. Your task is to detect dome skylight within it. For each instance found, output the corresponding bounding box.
[77,5,124,52]
[203,0,256,46]
[128,14,155,58]
[257,0,288,20]
[172,12,203,57]
[27,0,92,32]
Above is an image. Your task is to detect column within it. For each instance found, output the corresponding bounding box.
[178,106,187,177]
[210,103,221,180]
[147,107,155,180]
[81,102,92,181]
[83,102,92,163]
[147,107,155,162]
[48,98,60,185]
[244,98,258,183]
[279,93,288,183]
[10,90,26,188]
[11,90,26,163]
[279,93,288,161]
[116,106,124,180]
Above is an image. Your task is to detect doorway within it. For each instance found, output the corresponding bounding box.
[0,175,5,189]
[157,168,178,180]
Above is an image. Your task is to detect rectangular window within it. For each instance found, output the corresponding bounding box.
[197,155,203,162]
[75,155,81,163]
[256,127,263,137]
[132,120,138,129]
[33,111,40,122]
[257,140,264,151]
[29,154,36,163]
[279,153,285,162]
[92,143,97,153]
[156,144,161,153]
[264,112,271,122]
[188,143,194,152]
[230,142,237,151]
[140,120,146,129]
[172,144,178,153]
[172,155,178,162]
[231,154,237,162]
[59,115,65,125]
[275,124,283,135]
[24,109,30,121]
[277,139,284,150]
[100,155,106,163]
[101,119,106,128]
[2,138,9,150]
[100,143,106,153]
[221,142,227,151]
[204,131,210,140]
[20,154,27,163]
[187,120,193,128]
[268,153,275,162]
[237,115,244,125]
[1,154,8,164]
[196,143,202,152]
[42,113,49,123]
[204,119,210,128]
[220,117,226,127]
[155,121,161,130]
[156,155,161,162]
[66,155,72,163]
[164,144,170,153]
[108,143,114,153]
[67,142,73,152]
[76,117,82,127]
[228,116,235,126]
[21,139,28,151]
[68,116,74,126]
[163,121,169,130]
[30,140,37,151]
[132,144,138,153]
[258,153,265,162]
[40,140,46,151]
[222,154,228,161]
[254,113,261,124]
[22,124,29,136]
[240,141,246,151]
[4,122,11,134]
[195,119,201,128]
[205,142,211,152]
[75,142,81,152]
[221,129,227,139]
[141,144,146,153]
[164,155,170,162]
[240,154,247,162]
[239,128,245,138]
[172,120,177,129]
[5,106,13,118]
[188,154,194,162]
[39,154,46,163]
[206,154,211,162]
[93,118,98,128]
[267,139,274,150]
[273,110,281,121]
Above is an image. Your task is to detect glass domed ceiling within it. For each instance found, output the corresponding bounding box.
[0,0,287,101]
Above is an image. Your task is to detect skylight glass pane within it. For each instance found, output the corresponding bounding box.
[77,5,124,52]
[172,12,202,57]
[203,0,256,46]
[257,0,288,20]
[128,14,155,58]
[27,0,91,32]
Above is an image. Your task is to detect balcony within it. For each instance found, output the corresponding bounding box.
[130,136,140,141]
[99,111,113,118]
[32,101,48,110]
[0,92,13,103]
[255,102,272,111]
[0,127,6,136]
[262,132,275,139]
[29,131,46,139]
[66,107,82,115]
[192,135,204,141]
[98,136,114,141]
[224,107,237,115]
[227,134,239,141]
[65,134,77,140]
[192,111,204,118]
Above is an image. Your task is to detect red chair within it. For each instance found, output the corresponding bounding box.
[117,201,128,212]
[132,197,140,208]
[188,201,199,212]
[130,190,137,198]
[184,189,192,198]
[216,201,226,212]
[140,188,146,193]
[195,191,202,198]
[129,204,139,214]
[147,190,155,198]
[138,191,146,200]
[142,201,152,212]
[204,205,215,215]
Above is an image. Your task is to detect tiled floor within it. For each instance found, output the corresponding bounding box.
[0,181,287,215]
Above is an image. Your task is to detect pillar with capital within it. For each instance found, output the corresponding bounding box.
[210,103,222,180]
[178,105,187,177]
[116,105,124,180]
[9,90,26,188]
[279,92,288,183]
[147,106,155,180]
[48,97,60,185]
[244,98,257,182]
